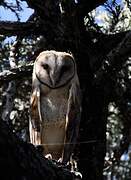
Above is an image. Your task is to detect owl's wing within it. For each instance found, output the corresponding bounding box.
[29,85,43,145]
[62,75,81,163]
[30,86,42,132]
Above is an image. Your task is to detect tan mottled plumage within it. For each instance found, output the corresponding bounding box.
[29,50,81,163]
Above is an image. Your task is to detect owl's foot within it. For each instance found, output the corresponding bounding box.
[45,153,52,160]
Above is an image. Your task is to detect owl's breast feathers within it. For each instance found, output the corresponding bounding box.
[40,86,69,159]
[41,120,66,159]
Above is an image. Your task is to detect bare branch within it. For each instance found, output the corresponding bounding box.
[0,21,40,36]
[2,1,21,21]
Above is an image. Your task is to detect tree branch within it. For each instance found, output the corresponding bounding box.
[26,0,106,17]
[94,31,131,84]
[0,64,33,84]
[0,21,43,36]
[78,0,106,17]
[0,120,74,180]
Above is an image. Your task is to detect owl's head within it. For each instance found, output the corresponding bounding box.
[34,50,76,89]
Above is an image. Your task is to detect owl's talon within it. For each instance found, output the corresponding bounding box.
[45,154,52,160]
[57,157,62,163]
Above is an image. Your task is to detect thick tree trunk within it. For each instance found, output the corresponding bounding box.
[78,82,108,180]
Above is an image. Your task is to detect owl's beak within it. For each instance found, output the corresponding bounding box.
[51,78,57,87]
[50,71,58,87]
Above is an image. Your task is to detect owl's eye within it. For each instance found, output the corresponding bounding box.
[61,65,69,73]
[42,64,49,70]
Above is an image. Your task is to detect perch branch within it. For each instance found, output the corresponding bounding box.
[0,120,74,180]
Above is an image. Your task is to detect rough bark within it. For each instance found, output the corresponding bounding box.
[0,119,74,180]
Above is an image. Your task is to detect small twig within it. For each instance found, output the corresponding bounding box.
[2,2,21,21]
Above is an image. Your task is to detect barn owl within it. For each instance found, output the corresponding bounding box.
[29,50,81,164]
